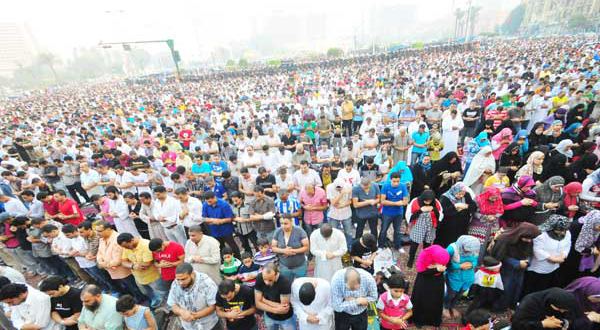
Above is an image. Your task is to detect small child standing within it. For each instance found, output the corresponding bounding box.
[376,273,413,330]
[116,294,157,330]
[253,238,277,267]
[220,247,242,281]
[237,251,260,287]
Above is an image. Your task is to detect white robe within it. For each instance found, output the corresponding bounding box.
[463,146,496,195]
[108,196,141,237]
[441,116,464,157]
[291,278,334,330]
[309,228,347,282]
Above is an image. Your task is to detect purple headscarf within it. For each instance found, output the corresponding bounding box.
[565,276,600,312]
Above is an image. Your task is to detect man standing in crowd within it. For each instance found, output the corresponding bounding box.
[184,224,221,284]
[330,267,377,329]
[254,262,296,329]
[78,284,124,330]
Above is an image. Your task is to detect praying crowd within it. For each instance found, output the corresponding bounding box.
[1,36,600,330]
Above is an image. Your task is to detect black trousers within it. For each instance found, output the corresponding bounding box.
[66,182,90,204]
[237,231,258,253]
[216,235,241,259]
[342,120,353,137]
[335,310,367,330]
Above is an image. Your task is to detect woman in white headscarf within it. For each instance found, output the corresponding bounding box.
[463,146,496,195]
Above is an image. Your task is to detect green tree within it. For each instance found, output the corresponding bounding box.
[501,4,525,35]
[238,58,248,67]
[569,14,591,31]
[37,53,60,84]
[226,59,235,67]
[327,48,343,58]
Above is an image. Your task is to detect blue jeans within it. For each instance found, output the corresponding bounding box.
[303,222,322,238]
[330,217,353,249]
[84,266,118,293]
[379,214,403,249]
[279,260,307,282]
[256,230,274,242]
[164,224,188,246]
[114,275,148,304]
[264,313,297,330]
[137,279,163,308]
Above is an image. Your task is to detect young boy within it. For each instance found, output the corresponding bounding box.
[466,256,504,315]
[237,251,260,287]
[116,294,157,330]
[461,309,493,330]
[376,273,413,330]
[220,247,242,281]
[253,237,277,267]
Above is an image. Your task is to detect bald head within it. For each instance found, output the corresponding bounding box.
[320,223,333,238]
[345,267,361,290]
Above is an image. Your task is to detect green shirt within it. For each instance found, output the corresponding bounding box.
[304,121,317,139]
[78,294,124,330]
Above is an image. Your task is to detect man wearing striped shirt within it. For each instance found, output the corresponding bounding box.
[274,189,302,227]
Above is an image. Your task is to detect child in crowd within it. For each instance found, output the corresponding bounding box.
[461,309,493,330]
[116,294,158,330]
[253,237,277,267]
[376,273,413,330]
[220,247,242,281]
[466,256,504,315]
[237,251,260,287]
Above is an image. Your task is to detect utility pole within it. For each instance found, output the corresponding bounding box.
[465,0,473,42]
[99,39,182,78]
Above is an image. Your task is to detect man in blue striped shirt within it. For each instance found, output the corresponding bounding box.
[274,189,302,227]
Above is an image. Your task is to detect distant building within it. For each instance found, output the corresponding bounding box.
[0,22,38,77]
[522,0,600,33]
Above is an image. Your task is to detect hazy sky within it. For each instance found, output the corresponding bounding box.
[3,0,518,59]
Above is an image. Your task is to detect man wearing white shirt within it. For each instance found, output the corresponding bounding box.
[241,146,261,176]
[97,165,117,194]
[130,167,151,195]
[21,190,44,219]
[175,187,203,229]
[292,161,322,191]
[105,186,141,236]
[0,195,28,216]
[291,277,334,330]
[0,283,60,330]
[152,185,187,245]
[114,165,136,195]
[80,162,104,196]
[336,160,361,187]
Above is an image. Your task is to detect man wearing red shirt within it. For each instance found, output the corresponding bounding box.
[179,126,193,150]
[148,238,185,286]
[37,191,60,219]
[53,190,84,225]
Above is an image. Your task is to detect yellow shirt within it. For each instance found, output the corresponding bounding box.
[342,101,354,120]
[484,175,510,190]
[122,239,160,285]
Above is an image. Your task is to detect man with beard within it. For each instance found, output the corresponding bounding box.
[0,282,59,330]
[78,284,124,330]
[168,262,221,330]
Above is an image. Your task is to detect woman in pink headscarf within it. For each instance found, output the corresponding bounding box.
[410,245,450,327]
[491,128,514,160]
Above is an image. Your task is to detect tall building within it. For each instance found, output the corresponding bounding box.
[0,22,38,77]
[522,0,600,33]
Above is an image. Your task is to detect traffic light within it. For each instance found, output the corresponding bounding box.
[123,44,131,51]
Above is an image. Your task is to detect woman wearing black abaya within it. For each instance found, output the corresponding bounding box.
[541,140,573,182]
[430,151,462,196]
[499,142,523,183]
[511,288,578,330]
[564,277,600,329]
[434,182,477,247]
[527,122,548,155]
[409,152,433,199]
[566,104,587,127]
[474,119,495,137]
[567,153,599,183]
[491,222,541,312]
[410,245,449,328]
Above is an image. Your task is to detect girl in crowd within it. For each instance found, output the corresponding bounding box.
[443,235,480,319]
[515,151,545,185]
[564,277,600,329]
[410,245,449,328]
[567,153,598,183]
[532,176,564,225]
[430,151,462,195]
[527,122,547,155]
[409,153,432,199]
[405,190,443,268]
[575,210,600,275]
[511,288,578,330]
[491,222,541,311]
[542,139,572,181]
[499,143,522,183]
[463,146,495,195]
[435,183,477,248]
[558,182,588,220]
[500,176,538,228]
[491,128,513,161]
[469,186,504,265]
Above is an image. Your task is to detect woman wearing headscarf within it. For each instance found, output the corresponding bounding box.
[566,104,587,127]
[435,183,477,247]
[522,215,571,297]
[463,146,495,195]
[516,151,546,185]
[544,106,568,129]
[474,119,495,138]
[405,190,444,268]
[513,129,530,156]
[541,139,573,181]
[490,222,541,311]
[464,131,490,175]
[564,277,600,329]
[582,169,600,208]
[410,152,433,199]
[499,142,523,183]
[430,151,462,195]
[469,186,504,264]
[491,128,514,161]
[410,245,450,328]
[500,176,538,228]
[545,120,566,149]
[558,182,589,221]
[567,153,598,183]
[565,122,584,146]
[443,235,480,318]
[527,122,548,154]
[387,160,413,188]
[511,288,578,330]
[532,176,565,225]
[574,210,600,276]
